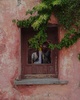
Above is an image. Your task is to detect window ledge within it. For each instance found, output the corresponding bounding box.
[14,78,68,85]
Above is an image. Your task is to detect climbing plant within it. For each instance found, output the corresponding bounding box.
[13,0,80,50]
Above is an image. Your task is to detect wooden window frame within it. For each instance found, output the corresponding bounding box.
[21,24,59,79]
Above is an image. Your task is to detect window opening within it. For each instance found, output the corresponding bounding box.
[21,25,58,79]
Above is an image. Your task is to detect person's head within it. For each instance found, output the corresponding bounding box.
[42,41,49,52]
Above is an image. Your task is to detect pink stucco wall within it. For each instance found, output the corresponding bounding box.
[0,0,80,100]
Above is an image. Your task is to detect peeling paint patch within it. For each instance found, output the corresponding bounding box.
[0,28,6,42]
[16,86,37,96]
[0,44,6,54]
[17,0,21,6]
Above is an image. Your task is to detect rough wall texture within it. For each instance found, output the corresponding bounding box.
[0,0,80,100]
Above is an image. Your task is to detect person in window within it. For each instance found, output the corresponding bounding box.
[41,41,51,64]
[31,41,51,64]
[31,49,42,64]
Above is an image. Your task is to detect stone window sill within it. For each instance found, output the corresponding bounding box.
[14,78,68,85]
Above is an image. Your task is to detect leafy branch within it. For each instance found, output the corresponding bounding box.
[13,0,80,49]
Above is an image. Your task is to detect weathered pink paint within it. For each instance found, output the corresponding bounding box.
[0,0,80,100]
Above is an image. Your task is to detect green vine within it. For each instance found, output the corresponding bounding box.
[13,0,80,50]
[49,29,80,50]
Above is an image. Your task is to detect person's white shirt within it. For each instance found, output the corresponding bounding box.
[31,50,42,64]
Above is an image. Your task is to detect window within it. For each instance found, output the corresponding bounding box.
[21,24,59,79]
